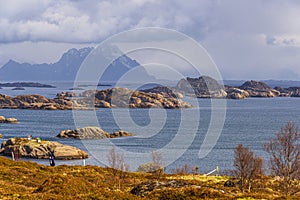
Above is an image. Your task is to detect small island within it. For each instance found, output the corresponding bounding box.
[176,76,300,99]
[12,87,25,90]
[0,116,18,123]
[0,87,192,110]
[0,82,56,88]
[57,126,134,139]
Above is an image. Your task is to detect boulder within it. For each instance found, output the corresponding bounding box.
[5,118,18,123]
[0,138,88,159]
[137,162,164,173]
[0,116,18,124]
[0,116,5,121]
[224,178,241,187]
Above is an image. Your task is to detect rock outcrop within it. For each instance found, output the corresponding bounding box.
[131,180,193,196]
[110,130,134,138]
[275,86,300,97]
[0,138,88,159]
[0,94,74,110]
[226,88,250,99]
[175,76,299,99]
[0,87,192,110]
[176,76,227,98]
[57,127,134,139]
[239,80,280,97]
[0,94,95,110]
[78,88,192,109]
[56,91,79,98]
[57,127,110,139]
[141,86,184,99]
[0,116,18,123]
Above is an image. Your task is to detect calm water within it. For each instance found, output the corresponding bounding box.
[1,96,299,173]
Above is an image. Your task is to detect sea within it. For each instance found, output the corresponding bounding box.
[0,82,300,174]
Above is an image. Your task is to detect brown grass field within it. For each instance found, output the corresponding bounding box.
[0,156,300,199]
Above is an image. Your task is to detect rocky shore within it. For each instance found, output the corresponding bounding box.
[0,94,75,110]
[176,76,300,99]
[0,77,299,111]
[57,126,134,139]
[0,138,88,159]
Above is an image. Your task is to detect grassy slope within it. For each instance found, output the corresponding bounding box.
[0,156,299,199]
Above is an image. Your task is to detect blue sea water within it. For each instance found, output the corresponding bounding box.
[0,83,300,173]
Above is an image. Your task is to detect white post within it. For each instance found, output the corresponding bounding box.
[11,151,15,161]
[83,159,86,166]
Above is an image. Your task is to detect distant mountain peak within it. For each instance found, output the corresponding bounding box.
[0,46,154,82]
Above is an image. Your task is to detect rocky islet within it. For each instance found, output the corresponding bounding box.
[57,126,134,139]
[176,76,300,99]
[0,138,88,160]
[0,115,18,123]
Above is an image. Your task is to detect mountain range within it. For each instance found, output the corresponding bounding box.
[1,47,299,87]
[0,46,154,83]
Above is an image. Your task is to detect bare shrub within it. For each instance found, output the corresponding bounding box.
[170,164,198,175]
[107,146,129,188]
[151,150,164,180]
[233,144,264,192]
[264,122,300,195]
[137,162,163,173]
[152,150,163,166]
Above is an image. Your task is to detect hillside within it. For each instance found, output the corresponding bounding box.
[0,156,299,199]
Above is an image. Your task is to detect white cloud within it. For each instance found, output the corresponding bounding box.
[0,0,214,43]
[0,0,300,79]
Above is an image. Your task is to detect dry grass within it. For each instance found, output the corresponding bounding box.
[0,156,300,199]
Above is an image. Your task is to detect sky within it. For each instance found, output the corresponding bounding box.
[0,0,300,80]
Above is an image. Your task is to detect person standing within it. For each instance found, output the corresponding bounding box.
[49,156,55,166]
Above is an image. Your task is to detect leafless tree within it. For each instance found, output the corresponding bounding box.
[107,147,128,175]
[264,122,300,195]
[107,146,129,189]
[170,164,198,175]
[151,150,164,180]
[233,144,264,192]
[152,150,163,165]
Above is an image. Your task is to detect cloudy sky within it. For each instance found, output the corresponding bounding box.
[0,0,300,80]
